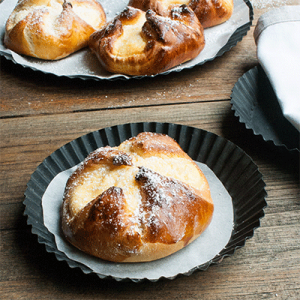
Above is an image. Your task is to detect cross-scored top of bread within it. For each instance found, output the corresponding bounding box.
[62,132,214,263]
[4,0,106,60]
[89,5,205,75]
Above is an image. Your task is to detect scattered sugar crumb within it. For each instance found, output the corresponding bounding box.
[250,0,288,9]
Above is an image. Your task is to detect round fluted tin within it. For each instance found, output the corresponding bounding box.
[231,66,299,152]
[24,122,267,282]
[0,0,253,80]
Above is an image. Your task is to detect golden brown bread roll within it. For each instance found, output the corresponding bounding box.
[88,5,205,76]
[128,0,234,28]
[62,132,214,263]
[4,0,106,60]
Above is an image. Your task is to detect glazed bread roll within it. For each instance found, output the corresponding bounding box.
[128,0,234,28]
[4,0,106,60]
[89,5,205,76]
[62,132,214,263]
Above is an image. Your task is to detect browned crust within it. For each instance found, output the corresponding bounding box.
[190,0,233,28]
[125,131,191,158]
[135,166,214,246]
[129,0,234,28]
[4,0,106,60]
[62,146,133,202]
[62,132,214,263]
[89,6,205,75]
[62,186,144,262]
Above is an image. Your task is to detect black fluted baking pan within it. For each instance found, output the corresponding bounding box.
[24,122,267,282]
[231,65,299,152]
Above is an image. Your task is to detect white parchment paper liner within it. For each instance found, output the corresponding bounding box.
[42,161,233,281]
[0,0,250,80]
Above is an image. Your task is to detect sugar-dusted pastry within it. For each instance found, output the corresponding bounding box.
[89,5,205,76]
[62,132,214,263]
[128,0,234,28]
[4,0,106,60]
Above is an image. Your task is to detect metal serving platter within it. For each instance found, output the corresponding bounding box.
[0,0,253,80]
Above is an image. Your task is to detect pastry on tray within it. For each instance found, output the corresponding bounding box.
[62,132,214,263]
[128,0,234,28]
[89,5,205,76]
[4,0,106,60]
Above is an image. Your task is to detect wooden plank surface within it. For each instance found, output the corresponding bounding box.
[1,1,299,299]
[0,31,257,118]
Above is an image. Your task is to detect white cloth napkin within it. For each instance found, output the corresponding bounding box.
[254,5,300,132]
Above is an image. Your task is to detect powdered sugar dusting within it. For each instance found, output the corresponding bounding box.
[65,133,211,247]
[137,167,178,207]
[68,163,141,217]
[135,166,207,244]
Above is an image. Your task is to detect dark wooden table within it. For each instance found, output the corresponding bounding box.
[1,1,299,299]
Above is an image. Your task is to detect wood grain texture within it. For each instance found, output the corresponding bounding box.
[0,27,257,118]
[0,2,299,299]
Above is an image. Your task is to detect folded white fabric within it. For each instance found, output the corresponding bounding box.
[254,5,300,132]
